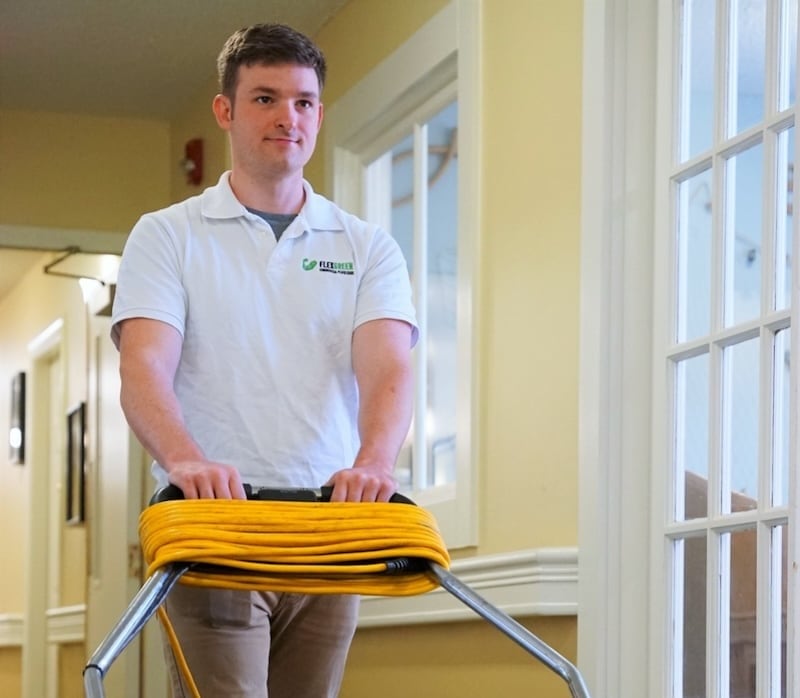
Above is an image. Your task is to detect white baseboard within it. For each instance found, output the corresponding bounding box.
[0,605,87,648]
[45,604,86,644]
[0,614,23,647]
[358,547,578,627]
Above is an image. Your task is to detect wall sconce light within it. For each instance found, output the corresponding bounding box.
[43,247,121,315]
[181,138,204,186]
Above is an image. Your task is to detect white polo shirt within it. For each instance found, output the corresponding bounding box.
[111,172,418,489]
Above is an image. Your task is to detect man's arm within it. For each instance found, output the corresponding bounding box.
[325,318,414,502]
[117,317,245,499]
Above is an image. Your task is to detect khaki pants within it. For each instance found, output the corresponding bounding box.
[161,585,360,698]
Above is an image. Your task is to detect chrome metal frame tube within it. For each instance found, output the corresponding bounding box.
[83,563,190,698]
[84,560,592,697]
[428,563,592,698]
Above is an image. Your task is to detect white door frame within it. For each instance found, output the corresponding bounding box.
[22,319,66,698]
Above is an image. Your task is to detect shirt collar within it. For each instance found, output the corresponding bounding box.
[201,171,345,233]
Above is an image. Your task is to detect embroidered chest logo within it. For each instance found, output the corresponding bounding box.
[301,258,354,275]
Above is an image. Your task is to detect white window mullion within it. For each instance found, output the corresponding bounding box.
[765,0,781,118]
[671,537,686,698]
[411,123,429,492]
[363,152,393,235]
[715,530,731,698]
[708,338,724,698]
[726,0,740,139]
[756,524,781,698]
[718,0,733,144]
[721,152,737,330]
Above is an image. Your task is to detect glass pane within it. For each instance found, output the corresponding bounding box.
[729,0,766,135]
[724,144,763,327]
[772,329,790,506]
[771,525,788,697]
[779,0,798,110]
[675,353,710,520]
[775,127,794,311]
[677,169,713,342]
[680,535,708,698]
[390,132,415,269]
[425,101,458,487]
[723,338,760,511]
[680,0,716,161]
[727,529,757,698]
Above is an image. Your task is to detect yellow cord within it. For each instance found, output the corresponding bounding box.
[139,499,450,697]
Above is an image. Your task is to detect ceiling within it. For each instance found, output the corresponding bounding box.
[0,0,348,119]
[0,0,349,301]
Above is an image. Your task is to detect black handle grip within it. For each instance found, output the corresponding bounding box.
[149,483,414,506]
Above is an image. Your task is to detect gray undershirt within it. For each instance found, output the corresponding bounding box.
[246,208,297,241]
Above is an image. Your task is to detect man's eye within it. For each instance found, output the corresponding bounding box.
[256,96,273,104]
[297,100,313,109]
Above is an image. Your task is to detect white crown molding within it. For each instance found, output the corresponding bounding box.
[358,547,578,627]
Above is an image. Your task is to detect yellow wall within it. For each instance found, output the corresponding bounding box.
[0,109,171,232]
[342,616,577,698]
[480,0,582,549]
[0,648,21,698]
[58,642,86,698]
[169,77,230,202]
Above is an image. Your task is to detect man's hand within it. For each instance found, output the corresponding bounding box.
[324,465,397,502]
[167,460,247,500]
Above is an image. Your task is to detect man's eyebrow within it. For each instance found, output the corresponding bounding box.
[250,86,319,99]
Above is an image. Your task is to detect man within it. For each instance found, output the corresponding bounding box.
[111,23,417,697]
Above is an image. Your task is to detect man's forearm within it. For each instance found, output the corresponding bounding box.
[351,319,414,472]
[120,369,204,471]
[353,362,413,472]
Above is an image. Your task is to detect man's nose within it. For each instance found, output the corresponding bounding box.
[275,102,297,129]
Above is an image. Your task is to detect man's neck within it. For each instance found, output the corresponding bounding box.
[228,170,306,214]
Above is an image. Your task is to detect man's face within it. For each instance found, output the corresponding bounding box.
[215,62,323,181]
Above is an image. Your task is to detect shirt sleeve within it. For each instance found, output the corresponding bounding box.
[354,227,419,347]
[110,213,188,349]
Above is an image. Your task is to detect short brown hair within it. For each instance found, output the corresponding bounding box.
[217,23,327,99]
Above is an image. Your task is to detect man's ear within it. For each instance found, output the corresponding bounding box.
[317,102,324,133]
[212,94,233,130]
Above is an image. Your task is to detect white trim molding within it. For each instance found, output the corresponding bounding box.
[0,613,24,648]
[3,551,574,644]
[358,547,578,627]
[579,1,658,696]
[45,604,86,644]
[0,605,87,648]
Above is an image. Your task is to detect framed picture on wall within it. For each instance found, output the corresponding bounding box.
[66,402,86,525]
[9,372,25,465]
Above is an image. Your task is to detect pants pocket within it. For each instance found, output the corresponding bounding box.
[173,586,254,629]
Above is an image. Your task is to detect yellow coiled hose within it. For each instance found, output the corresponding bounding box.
[139,499,450,696]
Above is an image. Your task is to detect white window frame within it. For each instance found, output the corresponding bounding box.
[325,0,481,548]
[579,0,662,695]
[580,1,800,697]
